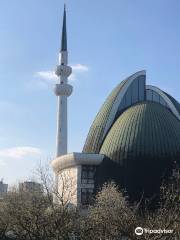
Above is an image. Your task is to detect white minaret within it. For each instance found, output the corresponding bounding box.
[54,5,73,157]
[51,6,104,206]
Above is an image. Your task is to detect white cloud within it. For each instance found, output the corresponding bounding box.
[35,63,89,87]
[36,71,58,82]
[71,64,89,72]
[0,147,42,160]
[70,64,89,81]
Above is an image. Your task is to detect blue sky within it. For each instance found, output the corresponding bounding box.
[0,0,180,185]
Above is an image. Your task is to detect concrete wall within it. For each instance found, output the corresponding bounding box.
[58,166,79,205]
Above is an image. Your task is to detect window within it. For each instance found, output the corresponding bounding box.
[131,79,139,103]
[152,91,160,103]
[138,76,145,101]
[146,89,153,101]
[81,165,96,184]
[81,188,94,205]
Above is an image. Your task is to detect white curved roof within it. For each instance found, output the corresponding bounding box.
[51,152,104,173]
[102,70,146,139]
[146,85,180,120]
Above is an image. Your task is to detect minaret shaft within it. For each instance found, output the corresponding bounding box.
[59,51,68,66]
[56,95,68,156]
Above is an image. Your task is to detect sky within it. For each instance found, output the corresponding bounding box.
[0,0,180,185]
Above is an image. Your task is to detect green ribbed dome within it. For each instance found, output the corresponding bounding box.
[83,79,127,153]
[96,102,180,201]
[100,102,180,163]
[83,71,146,153]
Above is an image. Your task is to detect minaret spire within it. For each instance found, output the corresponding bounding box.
[54,5,73,157]
[61,4,67,51]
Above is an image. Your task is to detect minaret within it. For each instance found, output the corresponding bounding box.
[54,5,73,157]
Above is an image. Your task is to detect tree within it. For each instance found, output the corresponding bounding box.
[0,200,9,239]
[0,165,179,240]
[79,182,138,240]
[0,164,79,240]
[141,167,180,240]
[79,169,180,240]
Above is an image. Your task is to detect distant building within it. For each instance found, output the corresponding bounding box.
[19,181,43,193]
[0,179,8,199]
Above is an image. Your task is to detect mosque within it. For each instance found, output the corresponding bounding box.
[51,6,180,206]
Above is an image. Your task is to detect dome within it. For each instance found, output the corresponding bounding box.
[83,71,180,201]
[83,79,128,153]
[83,71,146,153]
[96,102,180,201]
[83,71,180,156]
[100,102,180,163]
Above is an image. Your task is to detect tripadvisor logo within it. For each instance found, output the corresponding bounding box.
[135,227,143,236]
[135,227,173,236]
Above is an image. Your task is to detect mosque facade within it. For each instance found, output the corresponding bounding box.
[51,7,180,206]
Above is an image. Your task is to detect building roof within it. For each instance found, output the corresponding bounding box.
[163,91,180,115]
[100,102,180,164]
[83,71,146,153]
[83,79,127,153]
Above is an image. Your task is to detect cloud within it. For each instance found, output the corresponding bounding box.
[70,64,89,81]
[71,64,89,72]
[35,63,89,88]
[0,147,42,160]
[36,71,58,82]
